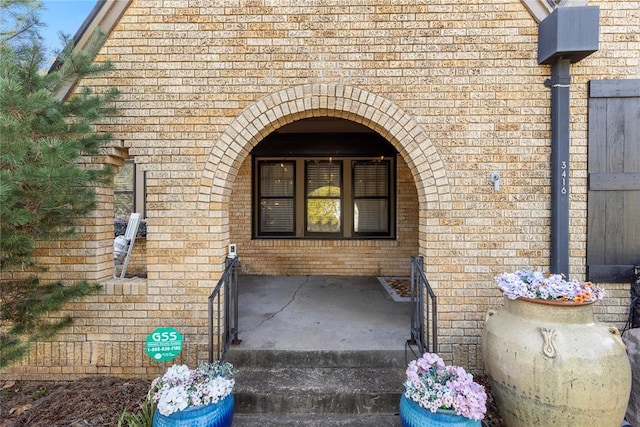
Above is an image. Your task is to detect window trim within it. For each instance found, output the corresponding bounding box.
[253,156,396,240]
[252,132,397,240]
[256,160,297,237]
[304,159,344,237]
[352,160,393,238]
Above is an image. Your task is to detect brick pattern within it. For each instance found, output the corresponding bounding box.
[4,0,638,379]
[229,154,419,276]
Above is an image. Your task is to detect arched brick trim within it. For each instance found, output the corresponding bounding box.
[199,84,450,214]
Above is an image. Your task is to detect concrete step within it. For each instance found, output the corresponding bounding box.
[228,349,407,418]
[227,348,409,369]
[233,412,402,426]
[234,366,404,414]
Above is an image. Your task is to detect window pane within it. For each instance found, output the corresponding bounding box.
[354,199,388,233]
[260,162,294,197]
[353,161,390,234]
[258,161,294,234]
[306,161,341,196]
[260,199,294,233]
[307,199,341,232]
[353,162,388,197]
[306,161,341,233]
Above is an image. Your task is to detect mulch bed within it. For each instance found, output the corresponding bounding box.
[384,278,412,298]
[476,375,504,427]
[1,377,150,427]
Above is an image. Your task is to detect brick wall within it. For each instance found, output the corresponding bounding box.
[4,0,638,379]
[229,155,419,276]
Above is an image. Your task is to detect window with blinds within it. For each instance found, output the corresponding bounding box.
[306,161,342,234]
[258,161,295,235]
[252,133,396,239]
[353,161,390,235]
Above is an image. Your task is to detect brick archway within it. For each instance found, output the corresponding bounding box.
[201,84,449,208]
[198,83,451,258]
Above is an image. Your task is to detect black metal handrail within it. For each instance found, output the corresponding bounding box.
[208,256,239,363]
[409,255,437,355]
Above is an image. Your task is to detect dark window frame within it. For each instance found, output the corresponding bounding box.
[352,160,392,237]
[252,133,397,240]
[256,160,297,237]
[304,159,344,237]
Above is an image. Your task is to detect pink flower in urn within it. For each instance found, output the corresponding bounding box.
[403,352,487,421]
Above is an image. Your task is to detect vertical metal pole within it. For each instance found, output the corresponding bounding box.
[223,268,228,359]
[231,257,239,344]
[208,295,213,363]
[417,256,426,354]
[217,292,222,361]
[417,256,425,352]
[431,292,437,354]
[546,58,571,277]
[409,257,416,345]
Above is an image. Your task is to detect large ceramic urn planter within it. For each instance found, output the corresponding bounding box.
[483,297,631,426]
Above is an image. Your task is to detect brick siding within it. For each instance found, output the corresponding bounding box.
[3,0,638,379]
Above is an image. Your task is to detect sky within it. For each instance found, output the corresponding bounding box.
[40,0,97,61]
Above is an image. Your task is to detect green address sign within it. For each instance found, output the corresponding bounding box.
[145,327,183,362]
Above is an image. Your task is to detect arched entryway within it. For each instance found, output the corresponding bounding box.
[199,84,451,350]
[198,84,451,268]
[230,117,418,276]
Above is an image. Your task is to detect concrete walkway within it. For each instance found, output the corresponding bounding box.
[235,275,411,351]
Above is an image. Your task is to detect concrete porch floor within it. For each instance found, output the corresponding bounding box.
[234,275,411,351]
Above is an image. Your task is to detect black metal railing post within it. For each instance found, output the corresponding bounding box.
[230,256,239,345]
[409,256,437,355]
[208,256,239,363]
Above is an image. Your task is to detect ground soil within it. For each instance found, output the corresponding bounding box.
[0,377,150,427]
[0,375,503,426]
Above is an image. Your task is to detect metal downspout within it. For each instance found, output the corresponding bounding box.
[537,5,599,277]
[545,59,571,277]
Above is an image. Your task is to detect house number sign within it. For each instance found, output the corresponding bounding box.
[145,327,183,362]
[560,161,568,195]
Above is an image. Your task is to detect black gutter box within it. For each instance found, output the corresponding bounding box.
[538,6,600,65]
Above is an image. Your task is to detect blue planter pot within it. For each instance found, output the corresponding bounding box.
[399,395,480,427]
[152,394,234,427]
